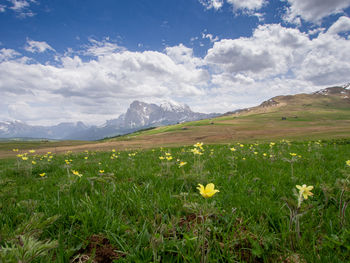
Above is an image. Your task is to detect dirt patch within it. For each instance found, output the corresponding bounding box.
[72,234,125,263]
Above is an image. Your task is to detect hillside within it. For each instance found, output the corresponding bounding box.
[1,84,349,158]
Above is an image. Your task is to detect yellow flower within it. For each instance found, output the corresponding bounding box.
[240,144,244,147]
[230,147,236,152]
[270,142,275,147]
[165,152,171,156]
[194,142,203,148]
[159,156,165,160]
[178,161,187,168]
[242,157,246,160]
[17,154,23,158]
[263,153,267,157]
[12,148,19,152]
[99,170,104,174]
[296,184,314,200]
[29,150,36,153]
[22,157,28,161]
[346,160,350,167]
[254,152,258,155]
[39,173,46,177]
[47,152,52,154]
[84,156,88,160]
[166,156,173,161]
[197,183,219,198]
[290,153,297,157]
[32,161,36,165]
[72,170,83,177]
[112,149,116,152]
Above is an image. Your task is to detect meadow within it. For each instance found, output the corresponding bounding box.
[0,139,350,262]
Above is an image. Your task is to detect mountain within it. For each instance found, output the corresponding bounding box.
[0,101,218,140]
[76,100,218,140]
[0,120,90,140]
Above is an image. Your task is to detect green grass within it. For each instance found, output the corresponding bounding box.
[1,139,350,262]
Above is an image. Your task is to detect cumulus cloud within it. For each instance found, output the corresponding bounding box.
[205,24,310,79]
[1,43,209,124]
[327,16,350,34]
[24,39,55,53]
[283,0,350,24]
[205,16,350,102]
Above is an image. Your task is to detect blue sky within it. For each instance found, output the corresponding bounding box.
[1,0,350,125]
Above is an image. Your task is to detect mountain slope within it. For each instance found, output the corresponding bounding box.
[102,84,350,145]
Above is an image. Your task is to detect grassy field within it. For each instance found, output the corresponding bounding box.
[1,139,350,262]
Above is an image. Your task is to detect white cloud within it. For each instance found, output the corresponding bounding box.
[0,44,209,125]
[198,0,224,10]
[202,33,219,42]
[0,4,6,12]
[327,16,350,34]
[25,39,55,53]
[0,48,21,62]
[283,0,350,24]
[226,0,266,11]
[84,38,125,57]
[199,0,266,13]
[205,24,310,79]
[8,0,37,18]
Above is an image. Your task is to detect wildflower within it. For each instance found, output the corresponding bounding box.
[112,149,116,152]
[32,161,36,165]
[72,170,83,177]
[17,154,23,158]
[65,160,70,165]
[22,157,28,161]
[159,156,165,160]
[270,142,275,147]
[84,156,88,160]
[263,153,267,157]
[178,161,187,168]
[240,144,244,147]
[29,150,36,153]
[242,157,246,160]
[47,152,52,154]
[166,156,173,161]
[39,173,46,177]
[12,149,19,152]
[165,152,171,156]
[296,184,314,200]
[194,142,203,148]
[254,152,258,155]
[290,153,297,157]
[346,160,350,167]
[230,147,236,152]
[99,170,104,174]
[197,183,219,198]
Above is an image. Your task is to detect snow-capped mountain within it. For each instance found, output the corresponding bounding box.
[82,100,218,140]
[0,100,218,140]
[0,121,89,140]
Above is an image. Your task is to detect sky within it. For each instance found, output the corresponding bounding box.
[1,0,350,126]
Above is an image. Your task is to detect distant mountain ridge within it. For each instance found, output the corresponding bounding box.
[0,101,218,140]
